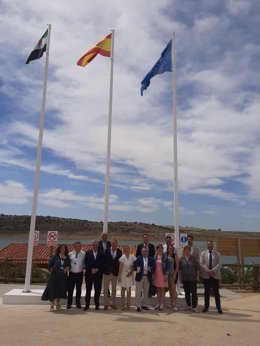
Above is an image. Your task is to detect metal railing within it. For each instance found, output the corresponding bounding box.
[0,259,259,291]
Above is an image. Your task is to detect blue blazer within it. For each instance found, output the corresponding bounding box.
[134,255,155,283]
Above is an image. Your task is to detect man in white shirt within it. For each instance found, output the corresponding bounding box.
[67,242,85,309]
[163,234,174,253]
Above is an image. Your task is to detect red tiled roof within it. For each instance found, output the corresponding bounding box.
[0,243,136,265]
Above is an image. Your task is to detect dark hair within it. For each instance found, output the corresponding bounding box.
[187,234,193,240]
[55,244,69,256]
[74,241,81,246]
[156,244,163,250]
[167,244,174,257]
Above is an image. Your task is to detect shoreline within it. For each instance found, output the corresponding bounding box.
[1,230,259,242]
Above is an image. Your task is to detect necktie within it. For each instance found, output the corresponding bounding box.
[209,250,212,269]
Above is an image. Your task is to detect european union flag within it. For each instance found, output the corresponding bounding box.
[140,40,172,96]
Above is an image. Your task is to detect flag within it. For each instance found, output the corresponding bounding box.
[26,29,48,64]
[77,33,112,67]
[140,40,172,95]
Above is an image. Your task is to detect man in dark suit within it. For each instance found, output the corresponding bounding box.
[136,233,155,258]
[136,234,155,298]
[200,240,223,314]
[98,232,111,254]
[103,238,122,310]
[84,240,104,311]
[134,246,155,312]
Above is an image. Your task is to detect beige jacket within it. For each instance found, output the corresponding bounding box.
[190,245,200,261]
[200,249,221,279]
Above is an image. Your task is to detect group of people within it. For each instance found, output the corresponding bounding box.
[41,233,222,314]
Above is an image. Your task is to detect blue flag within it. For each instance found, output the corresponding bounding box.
[140,40,172,96]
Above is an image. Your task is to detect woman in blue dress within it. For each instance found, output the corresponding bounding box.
[41,244,70,311]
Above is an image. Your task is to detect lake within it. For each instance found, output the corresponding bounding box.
[0,237,259,265]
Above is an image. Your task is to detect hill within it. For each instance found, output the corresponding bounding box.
[0,214,259,241]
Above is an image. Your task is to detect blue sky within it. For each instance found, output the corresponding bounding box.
[0,0,259,232]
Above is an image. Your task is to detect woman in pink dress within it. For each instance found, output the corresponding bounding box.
[153,244,169,310]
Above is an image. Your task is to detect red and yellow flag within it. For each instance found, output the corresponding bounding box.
[77,33,112,67]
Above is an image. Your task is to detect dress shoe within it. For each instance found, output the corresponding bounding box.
[141,305,150,310]
[83,306,89,311]
[67,305,71,310]
[136,307,142,312]
[104,305,108,310]
[217,309,223,314]
[95,305,99,311]
[202,307,208,313]
[76,305,82,309]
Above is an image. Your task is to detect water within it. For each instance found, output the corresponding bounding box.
[0,237,259,264]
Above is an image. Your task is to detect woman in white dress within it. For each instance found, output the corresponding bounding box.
[118,245,136,310]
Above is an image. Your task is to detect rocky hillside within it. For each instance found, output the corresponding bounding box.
[0,214,258,240]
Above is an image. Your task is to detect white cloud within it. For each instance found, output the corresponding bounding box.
[0,180,31,204]
[0,0,259,230]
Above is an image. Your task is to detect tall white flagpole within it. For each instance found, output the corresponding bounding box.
[103,29,115,234]
[172,33,180,248]
[23,24,51,292]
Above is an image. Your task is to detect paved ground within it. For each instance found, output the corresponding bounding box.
[0,285,259,346]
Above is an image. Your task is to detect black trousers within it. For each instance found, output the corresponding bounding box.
[182,280,197,308]
[85,272,103,308]
[67,271,83,306]
[203,277,221,309]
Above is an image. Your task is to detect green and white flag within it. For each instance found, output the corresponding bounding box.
[26,29,48,64]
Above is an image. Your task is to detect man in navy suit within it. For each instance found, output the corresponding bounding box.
[84,240,104,311]
[134,246,155,312]
[136,233,155,258]
[136,234,155,298]
[103,239,122,310]
[98,232,111,254]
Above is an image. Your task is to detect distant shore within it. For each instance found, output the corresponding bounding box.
[0,213,259,243]
[1,229,259,242]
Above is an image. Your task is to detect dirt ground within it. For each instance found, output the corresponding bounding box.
[0,289,259,346]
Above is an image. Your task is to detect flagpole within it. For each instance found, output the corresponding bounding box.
[23,24,51,292]
[172,33,180,248]
[103,29,115,234]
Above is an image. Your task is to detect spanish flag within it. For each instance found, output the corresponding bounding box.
[77,33,112,67]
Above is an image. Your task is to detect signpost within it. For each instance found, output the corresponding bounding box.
[180,233,188,246]
[47,231,58,247]
[33,231,40,246]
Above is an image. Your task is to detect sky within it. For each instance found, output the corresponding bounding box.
[0,0,259,232]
